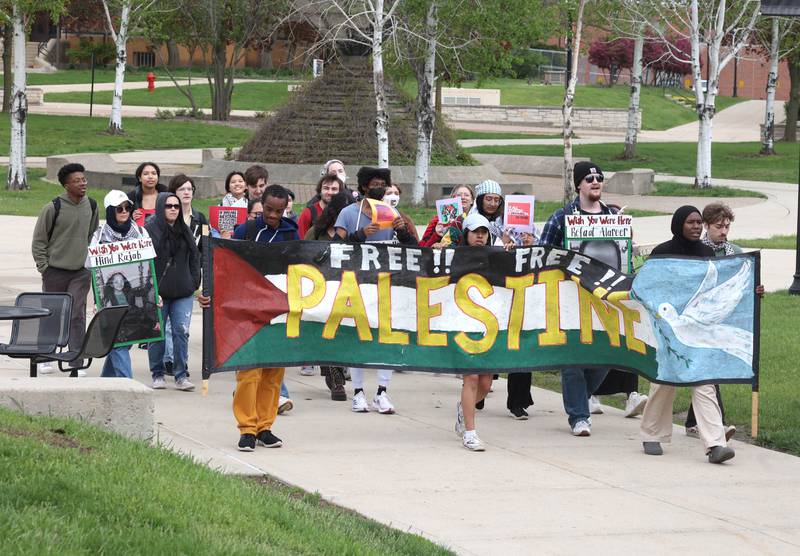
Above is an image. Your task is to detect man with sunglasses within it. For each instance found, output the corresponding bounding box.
[539,161,619,437]
[32,163,100,375]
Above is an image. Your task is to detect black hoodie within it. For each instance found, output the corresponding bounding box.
[650,205,714,257]
[145,193,201,299]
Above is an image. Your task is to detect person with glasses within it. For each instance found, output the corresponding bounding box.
[87,190,151,378]
[145,193,201,392]
[539,161,618,437]
[32,163,100,376]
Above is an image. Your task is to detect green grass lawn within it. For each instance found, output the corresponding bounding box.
[455,130,562,140]
[533,291,800,457]
[0,114,251,157]
[650,181,767,198]
[402,80,742,131]
[736,235,797,249]
[466,142,800,184]
[46,81,293,112]
[0,168,110,216]
[27,68,303,86]
[0,407,451,555]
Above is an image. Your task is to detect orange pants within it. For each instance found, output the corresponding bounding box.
[232,367,285,435]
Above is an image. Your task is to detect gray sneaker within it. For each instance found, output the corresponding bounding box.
[175,378,195,392]
[455,401,465,437]
[152,377,167,390]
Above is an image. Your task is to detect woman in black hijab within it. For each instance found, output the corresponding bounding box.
[639,205,734,464]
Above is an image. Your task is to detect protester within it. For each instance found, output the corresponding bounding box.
[640,205,735,463]
[420,184,474,247]
[297,173,344,238]
[244,165,268,202]
[145,193,200,392]
[315,159,357,202]
[334,167,416,415]
[469,179,510,246]
[221,171,248,208]
[539,161,615,436]
[284,188,298,222]
[247,198,263,221]
[384,183,419,242]
[213,185,298,451]
[454,213,496,451]
[128,162,167,226]
[31,163,99,376]
[303,191,351,401]
[89,190,150,378]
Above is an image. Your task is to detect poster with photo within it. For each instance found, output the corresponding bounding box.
[91,260,164,347]
[504,195,535,233]
[436,198,462,225]
[209,206,248,234]
[366,198,399,229]
[564,214,633,273]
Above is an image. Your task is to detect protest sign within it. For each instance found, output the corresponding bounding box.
[564,214,633,272]
[436,198,462,225]
[86,237,155,268]
[209,206,248,234]
[366,198,399,229]
[504,195,535,234]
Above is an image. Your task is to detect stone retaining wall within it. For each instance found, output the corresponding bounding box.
[442,105,639,132]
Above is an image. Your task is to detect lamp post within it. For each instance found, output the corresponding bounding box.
[789,151,800,295]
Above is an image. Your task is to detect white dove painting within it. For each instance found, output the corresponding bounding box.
[631,255,756,384]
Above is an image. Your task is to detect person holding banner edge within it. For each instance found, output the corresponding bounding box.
[539,161,615,436]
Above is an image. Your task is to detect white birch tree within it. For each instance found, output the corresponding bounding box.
[623,27,643,159]
[757,16,797,155]
[563,0,588,203]
[8,4,26,190]
[409,1,436,205]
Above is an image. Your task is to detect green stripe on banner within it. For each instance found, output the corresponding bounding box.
[221,322,659,380]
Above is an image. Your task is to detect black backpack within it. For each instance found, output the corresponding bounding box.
[47,196,98,242]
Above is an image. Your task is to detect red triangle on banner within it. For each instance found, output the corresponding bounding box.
[212,247,290,367]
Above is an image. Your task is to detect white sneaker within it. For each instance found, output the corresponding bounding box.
[278,396,293,414]
[38,362,54,375]
[624,392,648,418]
[152,377,166,390]
[572,420,591,436]
[685,426,699,438]
[462,432,486,451]
[76,369,87,377]
[455,401,465,437]
[372,391,395,414]
[175,378,195,391]
[351,391,369,413]
[589,396,603,414]
[299,366,315,376]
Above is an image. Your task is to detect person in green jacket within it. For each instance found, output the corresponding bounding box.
[31,163,99,374]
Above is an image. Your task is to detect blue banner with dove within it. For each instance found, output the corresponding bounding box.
[631,252,759,386]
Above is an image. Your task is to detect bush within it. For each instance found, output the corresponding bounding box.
[67,39,116,66]
[154,108,174,119]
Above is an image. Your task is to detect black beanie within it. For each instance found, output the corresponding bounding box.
[573,161,603,191]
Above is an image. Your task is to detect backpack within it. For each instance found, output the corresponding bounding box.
[47,196,98,242]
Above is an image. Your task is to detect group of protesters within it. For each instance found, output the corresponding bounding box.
[30,159,756,463]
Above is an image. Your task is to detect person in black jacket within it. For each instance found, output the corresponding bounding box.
[145,192,201,392]
[127,161,168,227]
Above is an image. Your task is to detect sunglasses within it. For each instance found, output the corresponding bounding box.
[164,203,181,210]
[115,204,132,213]
[584,174,604,184]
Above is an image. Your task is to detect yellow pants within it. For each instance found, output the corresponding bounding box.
[232,367,285,435]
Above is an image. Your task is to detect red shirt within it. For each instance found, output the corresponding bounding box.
[297,201,324,239]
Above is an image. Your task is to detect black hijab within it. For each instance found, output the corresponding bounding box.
[651,205,714,257]
[105,205,132,236]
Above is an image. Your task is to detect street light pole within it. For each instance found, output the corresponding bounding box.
[789,152,800,295]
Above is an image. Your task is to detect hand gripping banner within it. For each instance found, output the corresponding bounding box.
[201,238,759,388]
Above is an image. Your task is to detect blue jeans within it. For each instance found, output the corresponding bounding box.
[149,296,193,381]
[102,346,132,378]
[281,382,289,398]
[561,368,610,427]
[164,318,173,364]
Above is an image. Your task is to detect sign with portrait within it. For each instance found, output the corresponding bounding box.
[564,214,633,272]
[209,206,247,234]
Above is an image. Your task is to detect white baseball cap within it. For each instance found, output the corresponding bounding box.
[104,190,130,209]
[463,212,491,232]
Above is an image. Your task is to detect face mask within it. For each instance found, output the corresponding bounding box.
[367,187,386,201]
[383,193,399,207]
[337,172,347,184]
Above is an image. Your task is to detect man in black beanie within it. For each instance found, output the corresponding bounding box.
[538,160,622,437]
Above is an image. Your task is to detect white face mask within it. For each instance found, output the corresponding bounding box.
[383,193,400,208]
[337,172,347,184]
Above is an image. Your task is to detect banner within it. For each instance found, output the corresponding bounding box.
[202,238,758,387]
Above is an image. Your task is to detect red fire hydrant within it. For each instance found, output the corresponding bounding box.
[147,72,156,93]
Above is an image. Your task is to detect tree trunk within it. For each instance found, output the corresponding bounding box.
[622,31,643,159]
[2,26,12,113]
[8,10,27,190]
[108,1,131,135]
[690,0,715,189]
[260,44,273,70]
[372,0,389,168]
[210,42,231,120]
[167,40,179,70]
[562,0,586,204]
[412,2,437,207]
[783,51,799,142]
[696,108,714,188]
[760,18,780,155]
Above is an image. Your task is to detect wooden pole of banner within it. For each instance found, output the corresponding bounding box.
[751,392,759,438]
[201,224,210,397]
[750,251,762,439]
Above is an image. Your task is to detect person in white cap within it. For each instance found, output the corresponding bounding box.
[469,179,506,245]
[86,190,151,378]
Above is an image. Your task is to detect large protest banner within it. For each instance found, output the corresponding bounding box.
[202,238,759,387]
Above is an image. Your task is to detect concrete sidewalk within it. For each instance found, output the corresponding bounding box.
[1,213,799,554]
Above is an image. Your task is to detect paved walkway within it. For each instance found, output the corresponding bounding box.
[0,213,798,555]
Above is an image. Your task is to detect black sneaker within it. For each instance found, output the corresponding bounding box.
[164,361,174,376]
[256,430,282,448]
[510,407,529,420]
[475,399,485,410]
[238,434,256,452]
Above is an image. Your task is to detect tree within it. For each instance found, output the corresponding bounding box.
[623,29,643,159]
[563,0,589,203]
[588,37,633,85]
[2,24,11,113]
[786,49,799,142]
[101,0,158,134]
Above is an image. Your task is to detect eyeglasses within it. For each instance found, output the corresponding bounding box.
[115,204,132,213]
[164,203,181,210]
[584,174,604,184]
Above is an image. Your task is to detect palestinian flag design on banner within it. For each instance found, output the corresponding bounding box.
[202,239,759,388]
